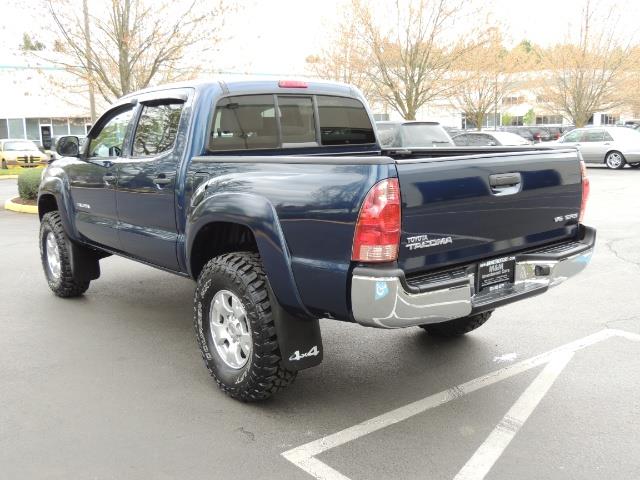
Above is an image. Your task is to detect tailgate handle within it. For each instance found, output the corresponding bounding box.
[489,173,521,188]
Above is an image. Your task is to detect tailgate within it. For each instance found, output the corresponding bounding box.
[396,149,582,275]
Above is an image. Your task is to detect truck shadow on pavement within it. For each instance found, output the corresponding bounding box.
[45,258,500,414]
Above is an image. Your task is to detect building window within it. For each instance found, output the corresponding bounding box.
[52,118,69,136]
[8,119,25,138]
[462,113,500,129]
[535,115,563,125]
[600,113,619,125]
[0,119,8,138]
[69,118,87,135]
[373,113,390,121]
[502,96,525,106]
[25,118,40,142]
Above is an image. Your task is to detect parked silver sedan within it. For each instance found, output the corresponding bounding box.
[553,126,640,169]
[452,130,532,146]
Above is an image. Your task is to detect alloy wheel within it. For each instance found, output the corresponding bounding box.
[209,290,252,369]
[45,232,61,280]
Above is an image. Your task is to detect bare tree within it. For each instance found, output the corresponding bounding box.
[305,10,375,101]
[48,0,230,105]
[539,0,637,127]
[350,0,484,120]
[620,46,640,117]
[449,29,527,130]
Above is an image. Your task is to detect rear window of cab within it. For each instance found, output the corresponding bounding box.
[208,94,376,151]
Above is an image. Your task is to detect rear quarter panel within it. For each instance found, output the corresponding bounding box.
[186,158,396,320]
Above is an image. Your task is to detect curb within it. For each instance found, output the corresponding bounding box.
[0,175,18,180]
[4,197,38,214]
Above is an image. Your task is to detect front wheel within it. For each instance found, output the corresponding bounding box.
[193,252,296,401]
[420,311,492,337]
[605,151,626,169]
[1,159,7,169]
[39,212,90,297]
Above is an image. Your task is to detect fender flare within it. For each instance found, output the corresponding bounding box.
[38,174,79,240]
[185,191,323,370]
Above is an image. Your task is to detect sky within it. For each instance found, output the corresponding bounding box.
[2,0,640,76]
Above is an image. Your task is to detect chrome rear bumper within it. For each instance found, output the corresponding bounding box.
[350,226,596,329]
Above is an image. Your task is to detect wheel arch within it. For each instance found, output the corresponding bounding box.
[38,193,58,219]
[38,175,78,239]
[605,149,626,165]
[185,192,313,320]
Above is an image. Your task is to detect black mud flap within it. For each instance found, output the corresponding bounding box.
[268,284,323,371]
[67,240,102,282]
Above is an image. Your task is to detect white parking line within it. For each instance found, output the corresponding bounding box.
[282,329,640,480]
[453,351,574,480]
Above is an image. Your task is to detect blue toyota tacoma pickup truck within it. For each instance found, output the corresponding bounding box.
[38,79,595,401]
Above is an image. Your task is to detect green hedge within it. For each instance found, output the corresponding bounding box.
[17,169,42,200]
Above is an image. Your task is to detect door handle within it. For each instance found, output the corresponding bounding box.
[153,175,172,186]
[489,172,521,196]
[489,172,521,188]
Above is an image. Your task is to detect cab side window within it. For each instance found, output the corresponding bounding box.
[89,108,134,158]
[132,103,183,157]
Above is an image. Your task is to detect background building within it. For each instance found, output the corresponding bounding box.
[0,53,92,149]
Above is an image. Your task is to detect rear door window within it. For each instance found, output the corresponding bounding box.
[277,96,317,146]
[563,130,582,142]
[583,130,604,142]
[210,95,278,151]
[317,96,375,145]
[132,102,183,157]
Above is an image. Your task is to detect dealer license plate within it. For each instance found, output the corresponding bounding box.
[478,256,516,292]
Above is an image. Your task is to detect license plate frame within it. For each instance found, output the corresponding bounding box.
[477,256,516,293]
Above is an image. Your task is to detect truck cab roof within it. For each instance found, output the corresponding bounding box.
[119,78,364,103]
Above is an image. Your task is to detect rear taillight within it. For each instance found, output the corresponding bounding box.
[579,160,590,223]
[352,178,401,262]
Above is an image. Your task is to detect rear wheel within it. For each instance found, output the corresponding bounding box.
[39,212,90,297]
[193,252,296,401]
[605,151,626,169]
[420,311,492,337]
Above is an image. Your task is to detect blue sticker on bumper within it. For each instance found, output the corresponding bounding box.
[375,281,389,300]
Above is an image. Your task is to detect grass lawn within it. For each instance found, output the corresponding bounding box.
[0,166,44,176]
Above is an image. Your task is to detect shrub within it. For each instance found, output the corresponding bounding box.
[18,168,42,200]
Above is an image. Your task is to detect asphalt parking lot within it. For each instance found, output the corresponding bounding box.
[1,167,639,480]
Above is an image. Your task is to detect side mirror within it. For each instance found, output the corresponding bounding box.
[56,136,80,157]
